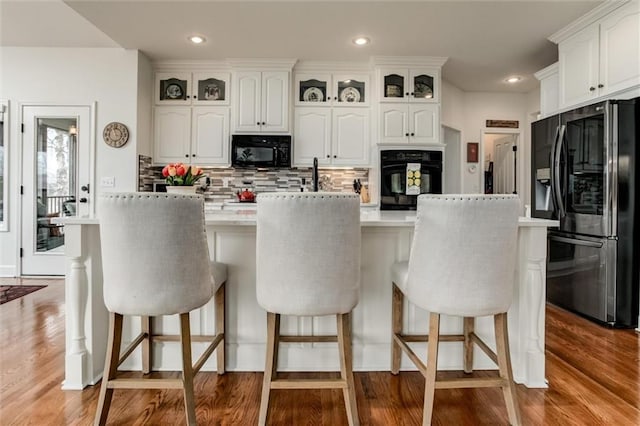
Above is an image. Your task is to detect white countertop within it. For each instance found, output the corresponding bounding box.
[57,210,559,228]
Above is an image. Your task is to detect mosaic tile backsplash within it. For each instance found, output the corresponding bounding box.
[139,156,370,201]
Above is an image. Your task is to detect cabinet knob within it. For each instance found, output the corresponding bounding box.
[334,96,338,101]
[79,198,88,203]
[186,95,190,99]
[185,154,189,158]
[411,92,415,96]
[257,122,260,125]
[326,155,330,158]
[193,95,197,99]
[333,155,337,158]
[405,92,410,96]
[405,133,409,136]
[192,154,196,157]
[262,122,266,126]
[411,133,415,136]
[589,86,596,91]
[598,84,604,88]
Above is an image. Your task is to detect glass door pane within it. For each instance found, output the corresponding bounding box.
[413,74,434,99]
[35,118,77,252]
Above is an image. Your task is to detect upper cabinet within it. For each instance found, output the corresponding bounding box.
[553,1,640,109]
[378,68,440,103]
[234,70,289,133]
[534,62,559,118]
[155,72,230,105]
[153,106,230,166]
[295,73,370,106]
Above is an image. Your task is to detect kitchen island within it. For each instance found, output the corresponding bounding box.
[59,209,557,390]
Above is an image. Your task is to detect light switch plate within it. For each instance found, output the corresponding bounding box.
[101,176,115,187]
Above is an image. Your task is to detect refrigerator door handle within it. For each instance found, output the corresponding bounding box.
[549,235,604,248]
[553,124,567,216]
[549,125,560,211]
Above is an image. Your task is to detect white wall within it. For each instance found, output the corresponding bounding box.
[0,47,144,276]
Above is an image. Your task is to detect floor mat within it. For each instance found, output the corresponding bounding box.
[0,285,47,305]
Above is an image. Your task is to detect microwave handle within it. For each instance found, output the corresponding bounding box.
[273,146,278,164]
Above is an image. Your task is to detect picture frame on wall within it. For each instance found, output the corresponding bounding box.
[467,142,479,163]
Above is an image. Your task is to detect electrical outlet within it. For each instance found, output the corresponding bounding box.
[101,176,115,187]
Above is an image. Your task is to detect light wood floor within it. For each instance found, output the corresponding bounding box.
[0,277,638,425]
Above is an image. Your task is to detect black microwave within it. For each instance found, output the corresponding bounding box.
[231,134,291,168]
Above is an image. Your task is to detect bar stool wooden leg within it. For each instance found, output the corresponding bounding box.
[95,312,123,426]
[141,315,151,374]
[391,284,404,375]
[463,316,474,374]
[215,282,226,375]
[423,312,440,426]
[338,312,360,426]
[259,312,280,426]
[495,313,521,426]
[179,313,197,426]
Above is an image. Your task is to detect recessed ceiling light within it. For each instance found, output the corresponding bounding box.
[353,37,370,46]
[189,35,206,44]
[506,76,521,83]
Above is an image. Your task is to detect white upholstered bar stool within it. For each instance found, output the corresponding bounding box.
[95,193,227,426]
[256,192,361,426]
[391,194,521,425]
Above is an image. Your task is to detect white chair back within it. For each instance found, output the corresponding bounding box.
[256,192,361,316]
[98,193,213,316]
[406,194,520,317]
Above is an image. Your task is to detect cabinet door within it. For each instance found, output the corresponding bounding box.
[155,72,191,105]
[558,24,600,108]
[409,104,439,144]
[154,107,191,164]
[192,72,230,105]
[409,68,439,102]
[379,104,408,144]
[295,73,331,106]
[599,1,640,96]
[262,71,289,132]
[334,73,369,106]
[332,108,370,166]
[191,107,230,165]
[294,108,331,166]
[235,71,261,132]
[380,68,409,102]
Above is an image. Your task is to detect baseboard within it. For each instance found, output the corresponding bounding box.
[0,265,17,277]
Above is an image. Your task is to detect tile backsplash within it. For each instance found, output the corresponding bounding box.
[139,156,369,201]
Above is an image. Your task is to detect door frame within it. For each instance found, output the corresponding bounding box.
[442,124,463,193]
[480,128,523,197]
[17,102,96,276]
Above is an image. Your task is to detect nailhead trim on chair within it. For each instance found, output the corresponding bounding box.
[101,192,203,200]
[420,194,519,202]
[257,192,359,201]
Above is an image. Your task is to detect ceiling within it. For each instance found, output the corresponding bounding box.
[0,0,603,93]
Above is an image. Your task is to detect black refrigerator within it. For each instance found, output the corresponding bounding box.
[531,97,639,327]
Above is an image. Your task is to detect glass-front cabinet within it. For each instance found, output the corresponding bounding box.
[295,73,369,106]
[379,68,440,103]
[155,72,231,105]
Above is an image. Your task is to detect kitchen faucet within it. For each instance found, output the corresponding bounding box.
[312,157,319,192]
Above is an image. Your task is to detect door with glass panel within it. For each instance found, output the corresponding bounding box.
[21,106,91,275]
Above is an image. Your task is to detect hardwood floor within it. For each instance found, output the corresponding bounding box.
[1,277,638,425]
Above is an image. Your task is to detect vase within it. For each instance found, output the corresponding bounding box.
[165,185,198,195]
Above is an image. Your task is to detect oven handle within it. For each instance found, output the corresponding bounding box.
[549,235,603,248]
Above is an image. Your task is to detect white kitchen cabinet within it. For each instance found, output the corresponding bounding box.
[295,72,370,106]
[154,106,229,166]
[155,72,230,105]
[557,1,640,108]
[534,62,559,118]
[379,104,439,145]
[378,68,440,103]
[294,107,369,166]
[234,70,289,133]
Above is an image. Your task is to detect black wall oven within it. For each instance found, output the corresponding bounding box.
[380,149,442,210]
[231,134,291,168]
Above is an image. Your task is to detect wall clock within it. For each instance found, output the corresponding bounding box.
[103,122,129,148]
